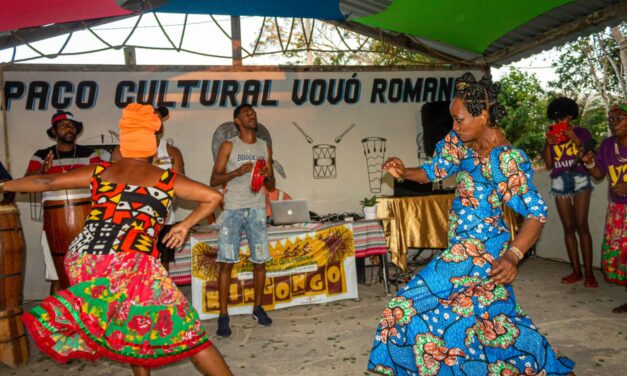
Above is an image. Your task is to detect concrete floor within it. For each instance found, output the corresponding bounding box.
[2,257,626,376]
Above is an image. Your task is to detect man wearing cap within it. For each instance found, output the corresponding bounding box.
[25,109,102,294]
[210,104,275,337]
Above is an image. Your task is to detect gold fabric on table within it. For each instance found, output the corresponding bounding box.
[376,194,519,271]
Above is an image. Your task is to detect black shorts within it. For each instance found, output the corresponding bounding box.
[157,224,176,264]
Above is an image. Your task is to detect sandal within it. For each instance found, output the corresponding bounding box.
[583,275,598,288]
[612,303,627,314]
[561,271,582,284]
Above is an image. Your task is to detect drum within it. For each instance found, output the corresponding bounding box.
[312,144,336,179]
[0,204,29,368]
[43,197,91,289]
[362,137,387,193]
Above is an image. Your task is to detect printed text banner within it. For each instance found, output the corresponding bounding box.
[191,224,358,320]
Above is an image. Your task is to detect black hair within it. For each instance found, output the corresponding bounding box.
[454,72,507,126]
[155,106,169,119]
[547,97,579,121]
[233,103,253,119]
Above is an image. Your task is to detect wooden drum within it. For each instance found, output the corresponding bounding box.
[43,197,91,289]
[0,204,29,368]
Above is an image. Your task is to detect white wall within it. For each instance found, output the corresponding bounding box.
[534,169,609,268]
[2,66,610,300]
[1,66,464,299]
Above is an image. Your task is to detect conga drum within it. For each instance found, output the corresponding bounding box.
[0,204,29,368]
[43,197,91,289]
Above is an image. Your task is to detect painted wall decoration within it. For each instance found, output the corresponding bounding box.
[361,137,386,193]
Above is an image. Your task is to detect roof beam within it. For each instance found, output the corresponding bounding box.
[0,15,133,52]
[328,20,470,65]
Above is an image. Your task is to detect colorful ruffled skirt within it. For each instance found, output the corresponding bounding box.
[22,250,211,367]
[601,201,627,285]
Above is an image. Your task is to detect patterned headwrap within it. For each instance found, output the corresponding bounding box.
[454,72,507,125]
[119,103,161,158]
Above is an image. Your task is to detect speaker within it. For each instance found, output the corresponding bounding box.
[421,101,453,157]
[394,179,433,197]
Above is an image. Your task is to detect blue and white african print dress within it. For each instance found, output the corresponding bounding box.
[368,131,574,375]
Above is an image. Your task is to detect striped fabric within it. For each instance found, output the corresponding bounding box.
[170,220,388,285]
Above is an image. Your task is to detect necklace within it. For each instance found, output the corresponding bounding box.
[54,145,78,173]
[614,139,627,163]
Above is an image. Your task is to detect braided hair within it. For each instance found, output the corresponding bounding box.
[454,72,507,127]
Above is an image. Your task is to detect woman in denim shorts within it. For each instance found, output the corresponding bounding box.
[543,97,598,287]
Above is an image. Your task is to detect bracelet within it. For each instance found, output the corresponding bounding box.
[395,177,405,183]
[0,182,4,193]
[507,246,524,261]
[583,160,596,169]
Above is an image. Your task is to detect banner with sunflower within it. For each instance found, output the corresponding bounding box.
[190,224,358,319]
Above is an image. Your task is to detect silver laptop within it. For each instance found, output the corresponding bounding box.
[270,200,310,225]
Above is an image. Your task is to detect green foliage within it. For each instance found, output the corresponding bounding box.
[359,196,377,207]
[549,24,626,104]
[497,68,547,160]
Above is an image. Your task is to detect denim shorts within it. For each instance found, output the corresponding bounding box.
[550,171,593,197]
[217,207,271,264]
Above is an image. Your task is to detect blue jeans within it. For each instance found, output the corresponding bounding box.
[217,208,271,264]
[550,171,593,198]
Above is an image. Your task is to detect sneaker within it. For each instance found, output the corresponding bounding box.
[252,306,272,326]
[216,315,231,337]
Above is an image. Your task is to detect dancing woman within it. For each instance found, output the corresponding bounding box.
[2,104,232,376]
[369,73,575,375]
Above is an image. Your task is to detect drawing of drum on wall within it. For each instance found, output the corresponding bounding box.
[313,144,336,179]
[362,137,386,193]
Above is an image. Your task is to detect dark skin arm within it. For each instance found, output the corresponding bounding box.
[6,164,96,192]
[381,157,429,184]
[160,174,223,249]
[263,145,275,191]
[210,141,252,186]
[488,218,544,284]
[167,145,185,175]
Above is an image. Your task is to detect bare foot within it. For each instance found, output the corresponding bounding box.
[612,302,627,314]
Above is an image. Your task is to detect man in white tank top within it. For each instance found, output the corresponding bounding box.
[211,104,275,337]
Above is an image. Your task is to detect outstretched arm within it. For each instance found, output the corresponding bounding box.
[382,157,429,184]
[3,164,96,193]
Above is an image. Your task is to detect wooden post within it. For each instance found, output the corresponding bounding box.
[231,16,243,66]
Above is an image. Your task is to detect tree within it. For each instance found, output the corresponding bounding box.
[251,18,432,66]
[550,23,626,108]
[497,68,548,160]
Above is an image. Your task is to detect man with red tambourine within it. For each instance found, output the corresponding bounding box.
[210,104,275,337]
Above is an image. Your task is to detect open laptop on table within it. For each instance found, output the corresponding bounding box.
[270,199,310,225]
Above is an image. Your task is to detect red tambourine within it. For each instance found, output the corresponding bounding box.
[250,159,266,193]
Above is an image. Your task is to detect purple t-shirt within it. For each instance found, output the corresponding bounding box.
[596,136,627,204]
[549,126,593,177]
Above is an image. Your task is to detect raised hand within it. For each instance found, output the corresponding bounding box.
[43,150,54,173]
[382,157,406,179]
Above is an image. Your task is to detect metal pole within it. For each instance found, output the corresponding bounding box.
[0,65,10,173]
[231,16,242,66]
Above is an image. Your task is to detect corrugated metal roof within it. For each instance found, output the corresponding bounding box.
[339,0,393,19]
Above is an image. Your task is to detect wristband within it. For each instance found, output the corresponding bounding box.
[0,182,4,193]
[508,246,524,261]
[583,160,596,169]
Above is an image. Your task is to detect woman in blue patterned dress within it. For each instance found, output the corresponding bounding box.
[368,73,575,375]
